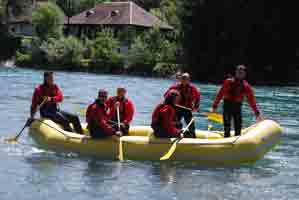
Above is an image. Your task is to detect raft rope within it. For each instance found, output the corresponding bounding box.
[33,119,263,146]
[35,119,86,140]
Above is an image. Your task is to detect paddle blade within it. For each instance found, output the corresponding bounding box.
[78,108,87,115]
[119,139,124,161]
[202,112,224,123]
[4,136,18,144]
[160,139,179,161]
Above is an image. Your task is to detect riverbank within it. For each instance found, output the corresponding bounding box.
[11,64,299,87]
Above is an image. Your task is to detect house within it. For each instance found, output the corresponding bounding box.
[8,0,49,36]
[65,1,174,53]
[9,16,34,36]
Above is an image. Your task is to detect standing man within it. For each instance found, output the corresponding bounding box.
[164,73,200,138]
[106,87,135,136]
[30,71,83,134]
[211,65,263,138]
[86,89,122,140]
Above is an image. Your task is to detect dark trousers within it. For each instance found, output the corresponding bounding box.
[177,108,196,138]
[152,128,174,138]
[41,110,83,134]
[108,121,129,136]
[88,123,111,139]
[223,100,242,138]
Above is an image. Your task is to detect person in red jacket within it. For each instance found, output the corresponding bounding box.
[106,87,135,135]
[211,65,263,138]
[164,73,200,138]
[30,71,83,134]
[151,90,185,138]
[86,89,122,139]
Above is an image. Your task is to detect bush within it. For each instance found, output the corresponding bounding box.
[15,37,43,66]
[127,26,177,73]
[32,2,65,41]
[15,51,32,66]
[91,29,124,71]
[40,36,85,68]
[153,62,179,77]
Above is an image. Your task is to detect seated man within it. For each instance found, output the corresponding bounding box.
[151,90,184,138]
[106,87,135,136]
[30,71,83,134]
[86,89,122,139]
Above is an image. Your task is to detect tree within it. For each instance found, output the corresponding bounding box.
[32,2,65,41]
[92,29,123,67]
[40,36,85,67]
[128,26,177,72]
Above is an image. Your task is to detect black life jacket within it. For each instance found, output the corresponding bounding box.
[229,78,245,97]
[177,84,192,105]
[40,84,59,114]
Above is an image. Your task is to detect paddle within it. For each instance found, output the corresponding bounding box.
[175,104,223,124]
[5,98,47,144]
[201,112,223,124]
[160,118,195,161]
[116,104,125,161]
[116,104,121,130]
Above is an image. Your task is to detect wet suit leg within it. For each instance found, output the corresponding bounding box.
[177,108,195,138]
[121,124,129,136]
[153,128,174,138]
[223,100,233,138]
[41,110,83,134]
[108,121,130,136]
[88,123,110,139]
[59,110,83,134]
[232,103,242,136]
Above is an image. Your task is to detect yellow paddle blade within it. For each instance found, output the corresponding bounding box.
[4,137,18,144]
[160,139,180,161]
[202,112,223,124]
[78,108,87,115]
[119,139,124,161]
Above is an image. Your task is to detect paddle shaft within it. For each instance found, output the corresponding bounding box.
[159,118,195,161]
[116,104,121,130]
[6,98,47,142]
[175,104,223,119]
[13,123,28,140]
[182,118,195,135]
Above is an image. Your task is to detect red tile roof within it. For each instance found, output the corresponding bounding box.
[66,1,173,30]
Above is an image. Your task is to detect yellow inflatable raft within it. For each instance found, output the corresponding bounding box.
[29,119,282,165]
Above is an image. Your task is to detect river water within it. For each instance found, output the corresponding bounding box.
[0,67,298,199]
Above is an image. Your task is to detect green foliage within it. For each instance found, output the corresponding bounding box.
[128,26,177,72]
[40,36,85,67]
[153,62,179,77]
[32,2,65,41]
[91,29,124,69]
[150,0,181,31]
[16,37,43,66]
[16,50,32,65]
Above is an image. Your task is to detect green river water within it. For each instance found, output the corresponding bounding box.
[0,66,298,199]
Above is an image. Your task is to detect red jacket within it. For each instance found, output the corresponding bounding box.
[106,96,135,124]
[86,101,116,136]
[165,83,200,110]
[212,78,260,116]
[151,104,180,137]
[31,84,63,114]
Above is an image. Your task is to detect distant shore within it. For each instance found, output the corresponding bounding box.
[2,62,295,87]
